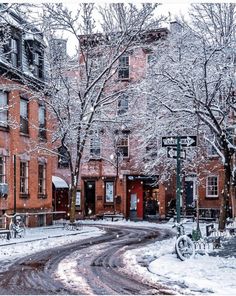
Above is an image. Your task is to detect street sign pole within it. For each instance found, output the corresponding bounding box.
[176,137,181,223]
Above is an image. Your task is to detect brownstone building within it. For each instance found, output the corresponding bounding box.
[52,24,236,222]
[52,29,176,221]
[0,6,53,226]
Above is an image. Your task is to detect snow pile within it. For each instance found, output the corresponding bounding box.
[123,230,236,295]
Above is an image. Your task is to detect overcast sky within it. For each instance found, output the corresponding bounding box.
[63,1,192,55]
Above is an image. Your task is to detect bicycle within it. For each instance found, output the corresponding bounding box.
[63,221,83,231]
[5,213,26,238]
[172,222,195,261]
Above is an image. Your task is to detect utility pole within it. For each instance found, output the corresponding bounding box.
[176,136,181,223]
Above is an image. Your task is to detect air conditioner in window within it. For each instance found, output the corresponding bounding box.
[0,183,8,197]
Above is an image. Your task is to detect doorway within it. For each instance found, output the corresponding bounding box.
[143,187,159,219]
[84,180,96,216]
[130,193,138,220]
[184,175,197,213]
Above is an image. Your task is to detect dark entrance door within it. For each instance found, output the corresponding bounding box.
[85,181,95,216]
[185,181,194,207]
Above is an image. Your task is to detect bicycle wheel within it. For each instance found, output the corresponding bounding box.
[18,222,26,238]
[9,222,15,238]
[175,235,195,261]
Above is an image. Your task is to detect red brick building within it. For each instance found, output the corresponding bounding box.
[52,29,176,221]
[0,7,53,226]
[52,25,236,221]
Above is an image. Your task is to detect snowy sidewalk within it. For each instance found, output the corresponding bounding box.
[0,224,105,264]
[0,224,95,246]
[119,220,236,295]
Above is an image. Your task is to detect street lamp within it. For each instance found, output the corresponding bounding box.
[110,150,121,214]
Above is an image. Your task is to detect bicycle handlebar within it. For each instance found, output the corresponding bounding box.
[4,213,18,218]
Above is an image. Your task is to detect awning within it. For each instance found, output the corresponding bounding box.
[52,176,69,189]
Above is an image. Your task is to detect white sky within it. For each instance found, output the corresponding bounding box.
[64,1,192,55]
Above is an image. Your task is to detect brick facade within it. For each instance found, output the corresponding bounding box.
[0,8,53,227]
[0,79,53,226]
[52,29,236,221]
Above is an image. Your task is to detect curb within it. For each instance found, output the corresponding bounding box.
[0,228,91,247]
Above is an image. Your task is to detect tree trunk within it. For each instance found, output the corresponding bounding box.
[70,186,77,223]
[219,151,231,231]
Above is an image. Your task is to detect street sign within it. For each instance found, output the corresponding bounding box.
[167,147,186,159]
[162,136,197,147]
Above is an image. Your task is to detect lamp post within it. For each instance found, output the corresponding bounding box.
[110,149,120,214]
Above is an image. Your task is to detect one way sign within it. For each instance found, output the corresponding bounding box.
[167,147,186,159]
[162,136,197,147]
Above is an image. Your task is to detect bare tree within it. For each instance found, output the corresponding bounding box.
[40,3,163,222]
[139,3,236,230]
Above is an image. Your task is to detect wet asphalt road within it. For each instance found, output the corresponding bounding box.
[0,225,174,295]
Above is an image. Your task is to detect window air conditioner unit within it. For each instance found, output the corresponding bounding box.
[0,183,8,197]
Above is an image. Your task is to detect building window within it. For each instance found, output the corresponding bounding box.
[38,104,46,139]
[0,156,6,183]
[10,38,19,67]
[25,41,44,79]
[20,161,29,195]
[105,181,114,203]
[206,176,218,197]
[117,134,129,157]
[58,146,70,168]
[34,52,39,75]
[145,140,157,160]
[90,133,100,157]
[20,98,29,134]
[117,94,129,115]
[0,91,8,127]
[147,54,155,65]
[38,163,46,197]
[118,55,129,79]
[207,144,218,157]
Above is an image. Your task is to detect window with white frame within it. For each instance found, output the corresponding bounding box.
[38,104,46,139]
[0,92,8,127]
[25,40,44,79]
[118,55,129,79]
[38,163,46,196]
[90,132,100,157]
[117,94,129,115]
[206,176,218,197]
[0,156,6,183]
[10,38,19,67]
[20,161,29,195]
[20,98,29,134]
[117,134,129,157]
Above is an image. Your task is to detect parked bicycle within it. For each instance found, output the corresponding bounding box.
[63,221,83,231]
[5,213,26,238]
[172,222,195,261]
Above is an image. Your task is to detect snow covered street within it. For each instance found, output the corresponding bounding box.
[0,220,235,295]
